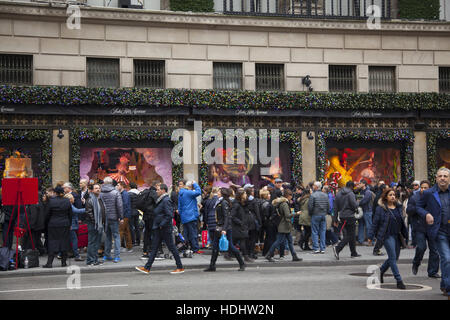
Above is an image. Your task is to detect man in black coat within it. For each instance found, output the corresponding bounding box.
[136,181,159,258]
[135,184,184,274]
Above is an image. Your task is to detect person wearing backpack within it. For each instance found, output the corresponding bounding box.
[309,181,330,254]
[265,189,302,262]
[204,188,245,272]
[261,189,276,256]
[357,179,374,246]
[231,189,250,262]
[333,181,361,260]
[244,185,262,260]
[136,181,159,258]
[297,187,312,251]
[128,182,141,247]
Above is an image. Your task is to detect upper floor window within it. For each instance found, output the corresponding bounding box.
[87,58,119,88]
[256,63,284,91]
[369,66,396,93]
[439,67,450,93]
[0,54,33,85]
[213,62,242,90]
[329,65,356,92]
[134,60,165,89]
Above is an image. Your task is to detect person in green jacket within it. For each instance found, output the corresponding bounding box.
[297,187,312,251]
[265,189,302,262]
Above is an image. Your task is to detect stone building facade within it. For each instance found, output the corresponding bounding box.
[0,1,449,188]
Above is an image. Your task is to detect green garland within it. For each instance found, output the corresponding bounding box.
[316,130,415,184]
[69,128,183,187]
[427,130,450,182]
[398,0,440,20]
[199,130,302,189]
[170,0,214,12]
[1,86,449,111]
[0,129,52,188]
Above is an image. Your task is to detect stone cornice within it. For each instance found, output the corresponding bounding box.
[0,1,450,34]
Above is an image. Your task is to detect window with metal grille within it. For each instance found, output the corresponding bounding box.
[134,60,165,89]
[369,66,396,92]
[439,67,450,93]
[329,65,356,92]
[213,62,242,90]
[0,54,33,85]
[256,64,284,91]
[87,58,119,88]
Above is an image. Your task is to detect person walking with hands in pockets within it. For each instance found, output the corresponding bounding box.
[371,188,409,289]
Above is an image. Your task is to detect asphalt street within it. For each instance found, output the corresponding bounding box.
[0,264,445,300]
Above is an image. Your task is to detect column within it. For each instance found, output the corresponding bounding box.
[301,131,316,184]
[52,129,70,186]
[413,131,428,181]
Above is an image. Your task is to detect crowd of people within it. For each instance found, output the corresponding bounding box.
[0,168,448,298]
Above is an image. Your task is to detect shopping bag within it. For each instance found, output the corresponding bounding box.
[219,234,229,252]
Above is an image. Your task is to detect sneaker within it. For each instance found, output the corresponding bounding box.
[333,246,339,260]
[320,251,325,254]
[135,266,150,275]
[126,249,134,253]
[141,253,149,259]
[94,261,104,266]
[312,250,321,254]
[170,268,185,274]
[103,256,113,261]
[87,262,95,267]
[74,256,85,262]
[113,257,121,263]
[155,256,165,261]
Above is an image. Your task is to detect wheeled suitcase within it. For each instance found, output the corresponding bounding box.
[77,224,88,248]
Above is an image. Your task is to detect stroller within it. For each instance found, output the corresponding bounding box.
[161,221,192,259]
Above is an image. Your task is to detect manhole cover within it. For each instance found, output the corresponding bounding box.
[380,284,424,290]
[349,273,394,277]
[367,283,432,292]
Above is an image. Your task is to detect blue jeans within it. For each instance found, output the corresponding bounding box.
[435,231,450,294]
[183,221,199,252]
[70,229,79,258]
[105,221,120,259]
[86,222,103,264]
[268,233,296,257]
[413,231,440,276]
[311,215,326,251]
[381,235,402,282]
[358,211,372,243]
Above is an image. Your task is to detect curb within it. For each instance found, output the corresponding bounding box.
[0,258,426,278]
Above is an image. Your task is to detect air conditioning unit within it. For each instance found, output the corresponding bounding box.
[118,0,143,9]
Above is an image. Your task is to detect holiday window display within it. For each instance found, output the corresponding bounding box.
[437,146,450,170]
[207,142,292,189]
[80,147,172,189]
[325,146,401,188]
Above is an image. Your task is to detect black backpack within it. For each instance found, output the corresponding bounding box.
[136,189,157,219]
[269,204,282,227]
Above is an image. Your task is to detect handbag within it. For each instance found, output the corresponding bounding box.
[219,234,229,252]
[387,208,407,249]
[354,207,364,220]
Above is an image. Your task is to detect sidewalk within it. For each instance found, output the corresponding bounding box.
[0,244,424,278]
